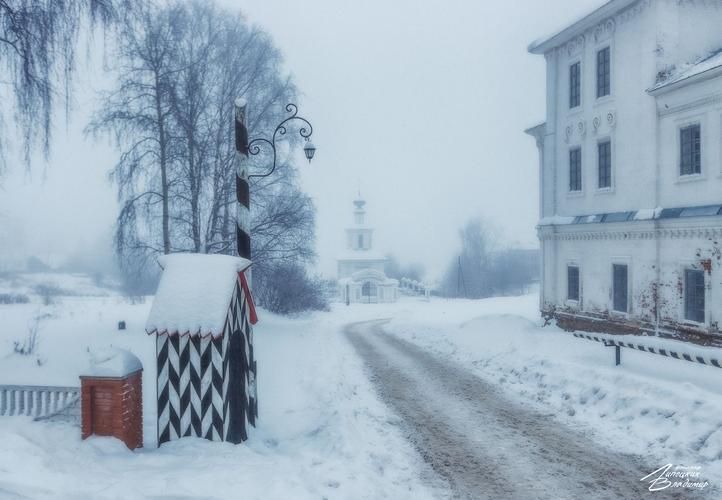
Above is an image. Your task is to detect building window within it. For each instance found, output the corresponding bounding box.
[357,234,364,249]
[569,147,582,192]
[569,62,581,108]
[598,140,612,188]
[612,264,628,313]
[596,47,610,98]
[567,266,580,301]
[680,124,701,176]
[684,269,705,323]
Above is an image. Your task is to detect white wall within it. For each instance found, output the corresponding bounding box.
[542,0,722,219]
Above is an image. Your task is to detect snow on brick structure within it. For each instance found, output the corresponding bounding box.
[80,348,143,450]
[526,0,722,346]
[337,197,399,303]
[145,253,258,445]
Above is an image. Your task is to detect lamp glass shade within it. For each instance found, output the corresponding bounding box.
[303,141,316,162]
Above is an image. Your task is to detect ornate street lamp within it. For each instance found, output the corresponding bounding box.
[247,103,316,178]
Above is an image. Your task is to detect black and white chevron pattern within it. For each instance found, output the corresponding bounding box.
[157,333,226,444]
[156,273,257,446]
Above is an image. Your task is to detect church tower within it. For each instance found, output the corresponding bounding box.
[346,197,373,252]
[337,195,399,304]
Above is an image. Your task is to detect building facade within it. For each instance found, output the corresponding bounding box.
[526,0,722,345]
[337,198,398,303]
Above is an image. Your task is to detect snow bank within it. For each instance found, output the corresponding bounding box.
[382,294,722,484]
[146,253,251,337]
[0,279,438,499]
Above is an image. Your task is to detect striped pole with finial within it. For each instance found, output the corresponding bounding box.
[234,98,251,260]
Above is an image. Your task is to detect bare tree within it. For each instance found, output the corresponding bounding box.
[87,3,183,265]
[92,1,318,310]
[441,217,497,298]
[0,0,124,167]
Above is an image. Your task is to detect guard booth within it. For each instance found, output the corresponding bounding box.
[145,253,258,445]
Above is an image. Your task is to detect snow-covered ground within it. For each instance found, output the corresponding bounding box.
[0,274,437,499]
[1,272,721,497]
[380,293,722,487]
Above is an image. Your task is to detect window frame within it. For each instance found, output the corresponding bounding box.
[597,139,612,189]
[569,60,582,110]
[679,123,702,177]
[683,267,706,325]
[596,46,611,99]
[567,264,581,304]
[569,146,583,193]
[611,262,630,315]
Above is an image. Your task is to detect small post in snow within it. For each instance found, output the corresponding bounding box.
[603,340,622,366]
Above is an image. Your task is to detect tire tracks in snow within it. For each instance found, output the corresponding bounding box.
[345,319,710,500]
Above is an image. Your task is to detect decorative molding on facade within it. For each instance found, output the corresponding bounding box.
[678,0,722,11]
[564,124,573,143]
[592,115,601,134]
[538,226,722,241]
[615,0,652,26]
[606,111,617,128]
[566,34,586,57]
[593,18,616,43]
[658,93,722,116]
[578,120,587,138]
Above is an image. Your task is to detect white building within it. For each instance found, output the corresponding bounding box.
[337,197,398,303]
[526,0,722,344]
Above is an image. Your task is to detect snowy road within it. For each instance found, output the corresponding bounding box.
[346,319,708,500]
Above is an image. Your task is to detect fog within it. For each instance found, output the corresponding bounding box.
[0,0,605,279]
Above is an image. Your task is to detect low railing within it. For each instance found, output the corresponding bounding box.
[0,385,80,418]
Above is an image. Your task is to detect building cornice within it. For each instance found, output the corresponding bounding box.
[649,65,722,97]
[528,0,641,55]
[538,225,722,241]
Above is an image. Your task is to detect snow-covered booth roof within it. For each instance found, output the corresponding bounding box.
[146,253,255,337]
[145,253,258,445]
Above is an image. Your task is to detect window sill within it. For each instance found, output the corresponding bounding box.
[567,107,584,118]
[567,190,584,198]
[565,299,580,308]
[593,95,614,107]
[675,173,705,184]
[594,187,615,195]
[610,309,630,319]
[679,319,707,329]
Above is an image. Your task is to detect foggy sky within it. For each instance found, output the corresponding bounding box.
[0,0,605,279]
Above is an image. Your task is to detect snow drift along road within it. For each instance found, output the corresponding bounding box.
[346,319,710,500]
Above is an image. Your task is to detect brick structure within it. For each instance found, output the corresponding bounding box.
[80,349,143,450]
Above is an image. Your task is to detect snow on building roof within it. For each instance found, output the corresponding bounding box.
[84,348,143,378]
[337,252,387,261]
[649,49,722,94]
[539,205,722,227]
[146,253,252,338]
[528,0,637,55]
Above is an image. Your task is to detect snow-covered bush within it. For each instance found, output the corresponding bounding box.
[254,262,329,315]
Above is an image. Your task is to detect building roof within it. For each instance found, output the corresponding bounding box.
[649,49,722,94]
[528,0,637,55]
[339,269,399,286]
[539,204,722,227]
[146,253,252,338]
